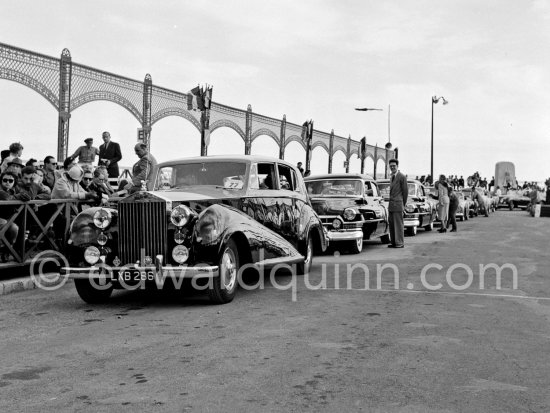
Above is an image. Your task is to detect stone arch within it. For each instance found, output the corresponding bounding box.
[71,92,142,123]
[332,145,347,157]
[251,128,279,146]
[210,119,246,140]
[151,107,201,131]
[364,152,375,162]
[349,147,360,158]
[311,140,329,153]
[0,69,59,110]
[284,135,307,150]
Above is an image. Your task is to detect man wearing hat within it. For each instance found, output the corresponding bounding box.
[51,165,96,200]
[5,158,25,180]
[69,138,99,170]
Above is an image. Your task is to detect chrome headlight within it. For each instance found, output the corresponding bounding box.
[84,246,101,265]
[93,209,112,229]
[172,245,189,264]
[332,219,342,229]
[343,208,357,221]
[405,203,416,213]
[171,204,194,227]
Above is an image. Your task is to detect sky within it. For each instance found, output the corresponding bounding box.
[1,0,549,183]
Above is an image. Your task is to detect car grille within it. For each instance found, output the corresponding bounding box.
[118,199,167,265]
[320,216,362,231]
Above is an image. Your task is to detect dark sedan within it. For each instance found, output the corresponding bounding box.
[304,173,390,253]
[61,155,328,304]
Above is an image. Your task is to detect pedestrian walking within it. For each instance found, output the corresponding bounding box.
[387,159,408,248]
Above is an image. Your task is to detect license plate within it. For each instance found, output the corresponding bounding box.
[118,270,156,282]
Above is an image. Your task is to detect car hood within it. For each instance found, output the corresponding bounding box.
[147,186,246,202]
[310,197,364,215]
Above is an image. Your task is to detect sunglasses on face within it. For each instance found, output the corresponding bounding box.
[83,177,93,181]
[2,178,14,183]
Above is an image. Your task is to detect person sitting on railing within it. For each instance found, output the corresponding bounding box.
[16,166,51,201]
[52,165,97,201]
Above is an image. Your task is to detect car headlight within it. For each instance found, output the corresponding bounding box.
[84,246,101,265]
[332,219,342,229]
[93,209,112,229]
[172,245,189,264]
[171,204,194,227]
[404,203,416,213]
[375,210,382,218]
[343,208,357,221]
[195,205,225,245]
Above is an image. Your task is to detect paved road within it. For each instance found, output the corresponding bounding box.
[1,211,549,412]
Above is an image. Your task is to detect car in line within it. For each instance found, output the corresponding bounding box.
[61,155,328,305]
[498,189,531,210]
[304,173,389,253]
[376,179,437,236]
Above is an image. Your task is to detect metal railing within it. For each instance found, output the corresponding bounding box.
[0,199,83,268]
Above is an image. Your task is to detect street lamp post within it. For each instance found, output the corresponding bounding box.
[355,107,383,175]
[430,96,448,183]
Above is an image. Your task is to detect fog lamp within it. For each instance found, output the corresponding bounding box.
[172,245,189,264]
[97,232,108,246]
[84,246,101,265]
[332,219,342,229]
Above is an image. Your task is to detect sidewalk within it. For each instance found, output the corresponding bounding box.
[0,274,70,296]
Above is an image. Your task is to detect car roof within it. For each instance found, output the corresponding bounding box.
[304,173,374,181]
[156,154,297,169]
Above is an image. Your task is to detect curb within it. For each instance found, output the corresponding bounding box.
[0,275,70,296]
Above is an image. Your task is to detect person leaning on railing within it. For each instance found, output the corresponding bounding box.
[0,171,24,255]
[51,165,97,201]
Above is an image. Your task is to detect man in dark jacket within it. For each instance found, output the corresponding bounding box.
[388,158,408,248]
[98,131,122,178]
[17,166,51,201]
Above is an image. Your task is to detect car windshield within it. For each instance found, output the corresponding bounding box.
[305,179,363,197]
[155,162,248,190]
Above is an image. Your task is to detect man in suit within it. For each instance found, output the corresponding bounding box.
[98,131,122,178]
[388,158,408,248]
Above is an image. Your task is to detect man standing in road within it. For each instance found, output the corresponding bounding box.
[388,158,408,248]
[98,131,122,178]
[124,143,157,194]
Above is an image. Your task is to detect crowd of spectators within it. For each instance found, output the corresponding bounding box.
[0,134,137,261]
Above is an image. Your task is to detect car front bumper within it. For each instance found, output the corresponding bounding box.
[403,218,420,228]
[61,257,219,281]
[325,229,364,243]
